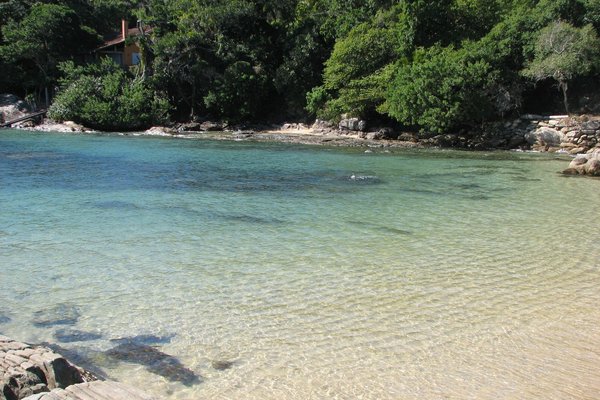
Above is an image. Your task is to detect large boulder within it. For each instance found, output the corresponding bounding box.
[0,336,96,400]
[338,118,367,132]
[564,151,600,176]
[0,94,31,124]
[524,127,564,147]
[364,128,398,140]
[585,159,600,176]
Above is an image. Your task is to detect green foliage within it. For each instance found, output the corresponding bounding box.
[383,45,493,134]
[522,21,600,112]
[2,0,600,129]
[48,59,170,130]
[0,2,100,97]
[305,86,330,118]
[204,61,268,122]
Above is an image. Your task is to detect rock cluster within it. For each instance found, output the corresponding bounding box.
[177,121,224,132]
[0,336,157,400]
[416,115,600,153]
[563,150,600,176]
[338,117,367,132]
[0,336,95,400]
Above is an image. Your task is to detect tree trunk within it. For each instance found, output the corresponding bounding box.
[559,80,569,114]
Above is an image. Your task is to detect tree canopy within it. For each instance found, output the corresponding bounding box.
[1,0,600,131]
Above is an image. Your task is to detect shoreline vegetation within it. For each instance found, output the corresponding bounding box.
[2,1,600,147]
[2,92,600,175]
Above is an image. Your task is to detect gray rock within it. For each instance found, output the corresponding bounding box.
[366,131,384,140]
[370,127,398,140]
[312,119,334,129]
[211,360,235,371]
[32,304,80,328]
[0,336,96,400]
[569,147,586,155]
[178,122,202,132]
[144,126,175,136]
[585,159,600,176]
[53,329,102,344]
[569,155,589,167]
[562,167,581,175]
[581,120,600,131]
[398,132,417,142]
[0,94,31,124]
[199,121,223,131]
[109,334,174,345]
[338,118,367,132]
[524,127,564,147]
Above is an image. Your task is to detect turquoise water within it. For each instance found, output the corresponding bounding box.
[1,129,600,399]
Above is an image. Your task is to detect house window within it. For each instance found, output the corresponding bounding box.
[104,52,123,66]
[132,53,141,65]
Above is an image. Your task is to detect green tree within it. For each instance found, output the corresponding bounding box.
[0,3,100,104]
[383,45,493,133]
[48,58,170,130]
[522,21,600,113]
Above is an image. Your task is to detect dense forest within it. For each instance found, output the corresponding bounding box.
[1,0,600,132]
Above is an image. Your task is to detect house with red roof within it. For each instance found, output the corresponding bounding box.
[96,20,150,67]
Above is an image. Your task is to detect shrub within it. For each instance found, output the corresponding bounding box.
[48,58,170,131]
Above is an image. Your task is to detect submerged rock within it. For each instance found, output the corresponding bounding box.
[54,328,103,343]
[211,360,235,371]
[0,315,11,324]
[32,304,80,327]
[109,333,175,345]
[106,343,200,386]
[92,200,140,210]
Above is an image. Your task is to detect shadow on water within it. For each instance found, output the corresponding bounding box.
[347,220,412,236]
[109,334,175,345]
[212,212,286,225]
[90,200,141,210]
[41,343,108,380]
[106,342,201,386]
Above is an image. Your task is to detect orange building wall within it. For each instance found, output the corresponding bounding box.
[123,43,141,66]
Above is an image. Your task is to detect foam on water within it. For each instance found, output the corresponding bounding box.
[1,130,599,399]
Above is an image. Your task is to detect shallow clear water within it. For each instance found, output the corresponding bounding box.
[1,129,599,399]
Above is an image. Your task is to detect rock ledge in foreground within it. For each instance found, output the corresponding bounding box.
[0,335,157,400]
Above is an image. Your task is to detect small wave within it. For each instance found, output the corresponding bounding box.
[349,174,380,183]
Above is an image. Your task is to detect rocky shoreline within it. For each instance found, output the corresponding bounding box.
[0,335,156,400]
[3,93,600,176]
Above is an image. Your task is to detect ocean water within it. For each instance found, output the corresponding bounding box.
[1,129,599,399]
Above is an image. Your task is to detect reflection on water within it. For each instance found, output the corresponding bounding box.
[1,130,599,399]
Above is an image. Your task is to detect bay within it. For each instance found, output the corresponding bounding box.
[1,129,599,399]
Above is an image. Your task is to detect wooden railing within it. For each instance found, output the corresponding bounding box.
[0,109,47,128]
